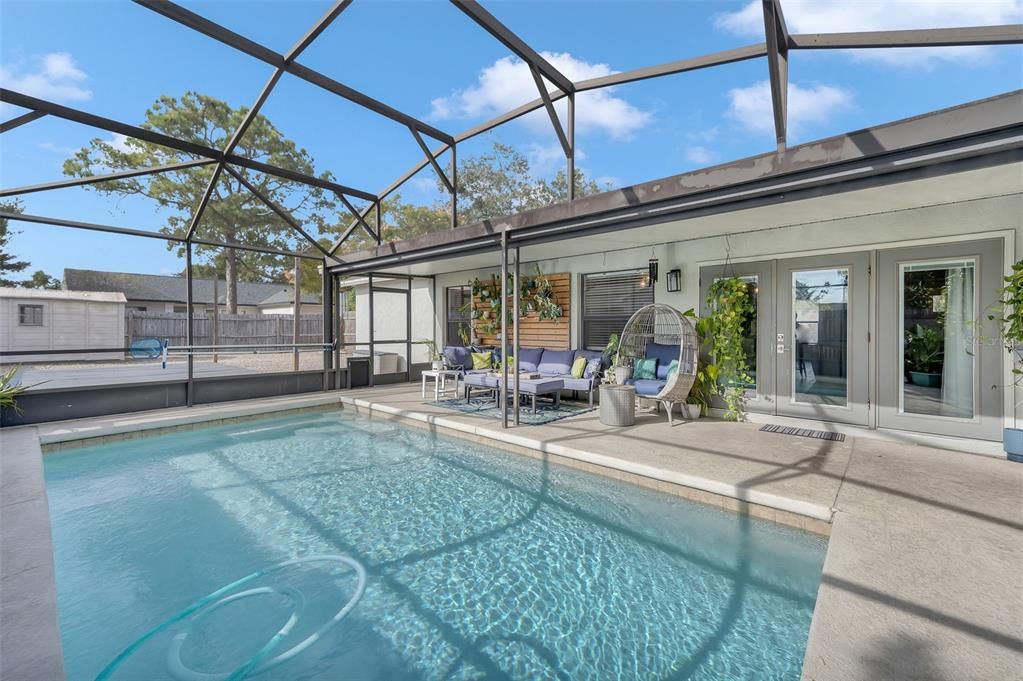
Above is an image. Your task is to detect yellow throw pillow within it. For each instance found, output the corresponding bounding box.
[570,356,587,378]
[471,351,492,370]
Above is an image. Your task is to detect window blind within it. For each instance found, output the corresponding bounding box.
[581,270,653,351]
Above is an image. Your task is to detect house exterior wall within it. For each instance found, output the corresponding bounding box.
[125,300,260,314]
[0,294,125,362]
[430,192,1022,430]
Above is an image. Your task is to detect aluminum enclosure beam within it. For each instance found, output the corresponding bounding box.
[1,210,326,260]
[451,0,575,95]
[0,110,46,133]
[762,0,789,151]
[223,164,332,257]
[134,0,454,145]
[790,24,1023,49]
[0,159,215,198]
[0,88,377,202]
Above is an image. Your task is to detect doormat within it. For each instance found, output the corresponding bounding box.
[759,424,846,442]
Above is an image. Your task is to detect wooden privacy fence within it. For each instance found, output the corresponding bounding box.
[126,312,356,348]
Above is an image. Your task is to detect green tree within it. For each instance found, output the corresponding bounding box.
[0,199,30,287]
[63,92,342,312]
[22,270,62,290]
[336,141,608,253]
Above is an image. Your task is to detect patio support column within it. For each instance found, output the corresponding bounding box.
[567,93,575,201]
[368,273,375,387]
[185,242,194,407]
[293,257,301,371]
[375,202,382,244]
[322,263,333,391]
[501,230,509,429]
[450,143,457,229]
[513,246,520,426]
[406,276,412,383]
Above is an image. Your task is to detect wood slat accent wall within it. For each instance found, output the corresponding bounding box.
[473,272,570,349]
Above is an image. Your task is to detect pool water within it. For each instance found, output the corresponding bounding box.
[45,411,826,681]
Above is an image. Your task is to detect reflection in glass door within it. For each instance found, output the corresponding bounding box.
[900,260,975,419]
[792,268,849,407]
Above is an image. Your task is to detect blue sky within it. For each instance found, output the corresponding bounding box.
[1,0,1021,279]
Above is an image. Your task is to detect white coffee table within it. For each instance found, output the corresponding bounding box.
[421,369,461,400]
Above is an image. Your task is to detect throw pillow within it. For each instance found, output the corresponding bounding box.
[471,351,492,370]
[665,359,680,378]
[634,357,658,380]
[570,356,587,378]
[583,357,602,379]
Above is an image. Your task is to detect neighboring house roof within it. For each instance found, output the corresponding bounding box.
[257,289,317,307]
[63,269,320,306]
[0,287,126,303]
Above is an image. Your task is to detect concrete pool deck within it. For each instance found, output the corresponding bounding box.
[1,388,1020,680]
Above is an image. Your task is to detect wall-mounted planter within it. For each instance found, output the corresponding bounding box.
[1005,428,1023,463]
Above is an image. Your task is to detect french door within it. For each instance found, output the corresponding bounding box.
[701,252,869,426]
[775,253,870,425]
[700,239,1005,439]
[876,239,1004,440]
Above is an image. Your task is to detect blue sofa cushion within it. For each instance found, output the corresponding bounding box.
[538,349,575,376]
[443,345,472,371]
[516,347,545,372]
[647,343,680,380]
[627,378,667,396]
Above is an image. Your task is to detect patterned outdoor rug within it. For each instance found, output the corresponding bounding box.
[430,396,596,425]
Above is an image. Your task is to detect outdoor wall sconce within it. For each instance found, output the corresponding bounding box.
[666,268,681,292]
[648,257,659,285]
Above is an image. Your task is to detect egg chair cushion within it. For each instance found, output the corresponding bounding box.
[627,378,667,396]
[646,343,681,379]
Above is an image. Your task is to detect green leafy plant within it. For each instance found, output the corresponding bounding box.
[682,308,719,416]
[601,333,621,385]
[0,366,30,414]
[467,267,564,339]
[706,278,755,421]
[904,323,944,374]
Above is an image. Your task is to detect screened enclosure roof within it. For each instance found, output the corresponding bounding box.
[1,0,1021,267]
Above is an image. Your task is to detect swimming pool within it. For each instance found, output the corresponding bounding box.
[45,410,826,680]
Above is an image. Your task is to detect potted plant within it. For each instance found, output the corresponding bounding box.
[904,323,944,388]
[682,309,718,419]
[418,339,444,371]
[991,260,1023,459]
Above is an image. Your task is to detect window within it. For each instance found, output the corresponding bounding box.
[172,305,187,313]
[127,305,148,312]
[18,304,44,326]
[446,285,470,345]
[581,270,654,351]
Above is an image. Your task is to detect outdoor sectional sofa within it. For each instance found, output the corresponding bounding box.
[442,345,606,407]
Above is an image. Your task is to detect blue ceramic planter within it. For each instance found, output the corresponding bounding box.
[1005,428,1023,462]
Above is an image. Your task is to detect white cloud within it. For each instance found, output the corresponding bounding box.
[431,52,652,140]
[0,52,92,102]
[686,127,719,144]
[527,142,567,174]
[39,141,76,155]
[409,176,440,193]
[685,146,718,165]
[106,133,133,153]
[726,80,853,138]
[714,0,1022,67]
